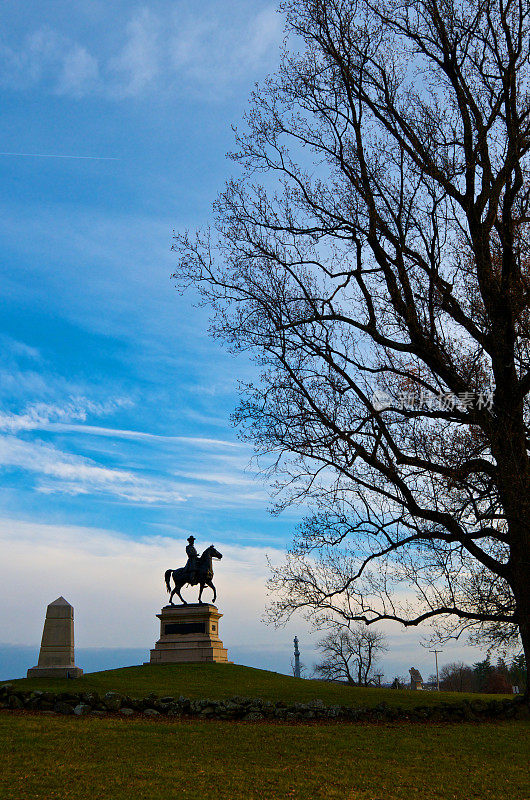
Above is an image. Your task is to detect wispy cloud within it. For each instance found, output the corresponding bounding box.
[0,4,282,100]
[0,398,132,433]
[0,152,118,160]
[0,395,265,507]
[168,6,282,95]
[108,8,161,98]
[0,335,41,362]
[0,434,187,503]
[55,42,99,97]
[0,399,247,454]
[0,396,176,503]
[0,27,98,97]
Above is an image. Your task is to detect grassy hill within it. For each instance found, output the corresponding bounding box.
[9,662,511,708]
[3,663,528,800]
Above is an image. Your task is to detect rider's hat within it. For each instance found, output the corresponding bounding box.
[187,535,196,543]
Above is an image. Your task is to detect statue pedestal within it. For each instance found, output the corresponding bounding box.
[147,604,230,664]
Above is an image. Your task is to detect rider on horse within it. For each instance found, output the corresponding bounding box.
[165,539,223,605]
[184,536,199,584]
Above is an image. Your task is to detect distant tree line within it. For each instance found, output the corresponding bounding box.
[305,624,526,693]
[428,654,527,694]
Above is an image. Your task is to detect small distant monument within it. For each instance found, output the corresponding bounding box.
[147,537,229,664]
[409,667,423,690]
[27,597,83,678]
[293,636,301,678]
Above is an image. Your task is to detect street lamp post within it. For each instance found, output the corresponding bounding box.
[430,649,442,691]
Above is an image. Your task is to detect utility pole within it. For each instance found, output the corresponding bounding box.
[430,649,442,691]
[374,672,383,687]
[293,636,301,678]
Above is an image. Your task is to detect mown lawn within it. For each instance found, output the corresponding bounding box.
[1,713,528,800]
[8,663,512,709]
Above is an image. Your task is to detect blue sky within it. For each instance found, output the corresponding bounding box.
[0,0,289,540]
[0,0,488,680]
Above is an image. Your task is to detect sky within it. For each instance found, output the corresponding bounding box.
[0,0,489,682]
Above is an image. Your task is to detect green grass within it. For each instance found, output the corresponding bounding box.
[1,713,528,800]
[8,662,511,709]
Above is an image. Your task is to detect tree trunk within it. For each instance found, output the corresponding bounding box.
[491,401,530,702]
[511,541,530,702]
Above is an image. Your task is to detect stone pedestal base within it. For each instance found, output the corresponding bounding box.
[26,666,83,679]
[147,604,229,664]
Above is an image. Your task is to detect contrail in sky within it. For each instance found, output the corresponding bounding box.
[0,152,119,160]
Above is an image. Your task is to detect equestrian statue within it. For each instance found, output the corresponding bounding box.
[164,536,223,605]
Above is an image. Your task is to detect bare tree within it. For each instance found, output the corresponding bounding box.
[439,661,474,691]
[314,625,387,685]
[174,0,530,698]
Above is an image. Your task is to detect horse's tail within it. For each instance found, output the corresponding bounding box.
[164,569,172,593]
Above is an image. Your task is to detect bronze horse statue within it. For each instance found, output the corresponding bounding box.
[164,545,223,605]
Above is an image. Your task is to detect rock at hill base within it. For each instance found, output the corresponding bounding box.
[54,702,74,715]
[103,692,122,711]
[73,704,91,716]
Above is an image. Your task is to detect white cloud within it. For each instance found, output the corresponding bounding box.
[175,470,256,487]
[0,3,283,100]
[0,396,183,504]
[0,517,487,678]
[0,367,51,402]
[0,27,99,95]
[0,400,244,450]
[0,518,294,651]
[240,7,283,65]
[56,44,99,96]
[168,4,283,95]
[108,8,160,98]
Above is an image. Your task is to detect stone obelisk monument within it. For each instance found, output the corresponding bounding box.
[27,597,83,678]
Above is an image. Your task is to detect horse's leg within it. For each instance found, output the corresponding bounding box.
[206,579,216,603]
[198,582,207,604]
[167,571,175,605]
[175,582,188,605]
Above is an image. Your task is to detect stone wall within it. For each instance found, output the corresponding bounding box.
[0,682,528,722]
